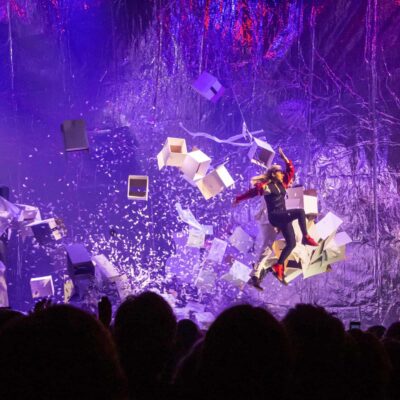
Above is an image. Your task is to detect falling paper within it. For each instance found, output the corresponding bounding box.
[229,260,252,282]
[201,224,214,235]
[195,268,217,291]
[207,238,228,263]
[186,228,206,248]
[313,212,343,241]
[229,226,254,253]
[325,231,352,250]
[175,203,202,230]
[303,256,331,279]
[284,267,303,283]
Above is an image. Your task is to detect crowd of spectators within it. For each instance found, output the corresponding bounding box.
[0,292,399,400]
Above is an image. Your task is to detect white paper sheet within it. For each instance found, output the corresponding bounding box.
[175,203,203,230]
[229,260,252,282]
[314,212,343,240]
[207,238,228,263]
[325,231,352,250]
[229,226,254,253]
[186,228,206,248]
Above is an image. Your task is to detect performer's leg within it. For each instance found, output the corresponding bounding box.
[277,222,296,265]
[270,209,318,246]
[256,223,276,263]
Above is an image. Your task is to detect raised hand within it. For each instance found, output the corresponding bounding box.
[278,147,289,162]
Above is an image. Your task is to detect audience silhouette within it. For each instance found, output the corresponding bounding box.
[1,295,400,400]
[0,305,127,400]
[114,292,177,400]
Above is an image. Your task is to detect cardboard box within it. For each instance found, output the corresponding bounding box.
[127,175,148,201]
[248,138,275,168]
[157,137,187,169]
[196,164,234,200]
[61,119,89,152]
[92,254,119,279]
[30,275,54,298]
[180,149,211,181]
[28,218,63,244]
[192,71,225,103]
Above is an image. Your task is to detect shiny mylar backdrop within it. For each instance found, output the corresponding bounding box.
[0,0,399,325]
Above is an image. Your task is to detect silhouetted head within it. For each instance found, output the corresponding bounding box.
[0,305,126,400]
[114,291,177,397]
[196,304,291,400]
[386,322,400,341]
[283,304,349,400]
[176,319,202,354]
[0,308,24,331]
[383,338,400,400]
[348,329,390,400]
[367,324,386,339]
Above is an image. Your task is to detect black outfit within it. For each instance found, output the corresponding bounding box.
[264,181,308,265]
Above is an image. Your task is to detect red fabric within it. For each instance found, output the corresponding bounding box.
[234,160,295,203]
[282,160,295,189]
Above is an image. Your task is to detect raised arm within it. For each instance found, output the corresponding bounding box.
[279,147,295,188]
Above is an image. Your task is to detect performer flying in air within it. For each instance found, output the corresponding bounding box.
[234,147,318,286]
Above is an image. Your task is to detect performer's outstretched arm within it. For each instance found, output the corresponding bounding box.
[234,183,265,204]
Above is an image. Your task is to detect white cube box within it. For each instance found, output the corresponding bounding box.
[30,275,54,298]
[303,195,318,215]
[127,175,149,201]
[248,138,275,168]
[193,311,215,329]
[186,228,206,248]
[192,71,225,103]
[325,231,352,250]
[303,256,331,279]
[92,254,120,279]
[285,187,304,210]
[28,218,63,244]
[196,164,234,200]
[195,269,216,291]
[17,204,41,223]
[180,149,211,182]
[61,119,89,152]
[286,187,318,215]
[157,137,188,169]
